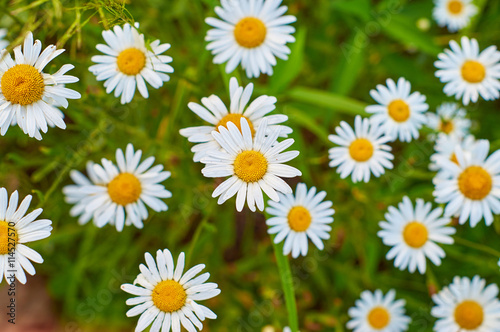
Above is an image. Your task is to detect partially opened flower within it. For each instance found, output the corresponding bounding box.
[89,23,173,104]
[432,275,500,331]
[366,77,429,142]
[435,36,500,105]
[378,196,455,274]
[0,32,80,140]
[433,0,477,32]
[429,133,476,182]
[121,249,220,332]
[205,0,296,78]
[433,139,500,227]
[201,118,301,212]
[180,77,291,162]
[347,289,411,332]
[328,115,394,183]
[0,188,52,284]
[266,183,334,258]
[63,144,171,231]
[426,102,470,139]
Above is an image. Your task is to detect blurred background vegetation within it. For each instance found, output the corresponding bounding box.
[1,0,500,331]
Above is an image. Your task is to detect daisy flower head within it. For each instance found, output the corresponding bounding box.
[433,0,478,32]
[435,36,500,106]
[180,77,291,162]
[201,117,301,212]
[426,102,470,139]
[0,32,81,140]
[266,183,334,258]
[378,196,455,274]
[347,289,411,332]
[0,188,52,284]
[89,23,173,104]
[434,139,500,227]
[328,115,394,183]
[429,133,476,181]
[63,143,172,232]
[121,249,220,332]
[205,0,296,78]
[365,77,429,142]
[0,29,9,50]
[432,275,500,331]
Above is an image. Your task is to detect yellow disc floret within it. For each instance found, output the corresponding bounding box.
[461,60,486,84]
[439,120,454,134]
[117,48,146,75]
[234,17,267,48]
[1,64,45,106]
[448,0,464,15]
[454,300,484,329]
[403,222,428,248]
[349,138,374,162]
[234,150,268,183]
[107,173,142,206]
[458,166,492,200]
[288,206,312,232]
[0,221,17,255]
[216,113,255,136]
[388,99,411,123]
[367,306,391,329]
[152,280,187,313]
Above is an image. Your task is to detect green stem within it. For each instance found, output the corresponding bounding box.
[271,237,299,332]
[455,236,500,257]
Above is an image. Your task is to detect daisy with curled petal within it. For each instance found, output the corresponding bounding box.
[433,139,500,227]
[201,117,301,212]
[266,183,334,258]
[433,0,477,32]
[378,196,455,274]
[180,77,291,162]
[347,289,411,332]
[426,102,470,139]
[63,143,172,232]
[432,275,500,331]
[0,188,52,284]
[435,36,500,105]
[121,249,220,332]
[0,29,9,50]
[429,133,476,182]
[205,0,296,78]
[0,32,80,140]
[89,23,174,104]
[328,115,394,183]
[365,77,429,142]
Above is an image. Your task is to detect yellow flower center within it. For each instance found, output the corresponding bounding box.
[454,300,484,329]
[439,120,454,134]
[367,307,391,329]
[403,222,428,248]
[216,113,255,136]
[349,138,374,162]
[0,221,18,255]
[1,64,45,106]
[233,150,268,183]
[450,153,459,164]
[116,48,146,75]
[107,173,142,206]
[458,166,492,200]
[234,17,267,48]
[152,280,187,313]
[448,0,464,14]
[287,206,312,232]
[461,60,486,84]
[388,99,411,123]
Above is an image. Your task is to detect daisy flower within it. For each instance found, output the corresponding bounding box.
[180,77,291,162]
[266,183,334,258]
[89,23,174,104]
[426,102,470,139]
[328,115,394,183]
[434,139,500,227]
[205,0,296,78]
[435,36,500,105]
[63,144,172,232]
[432,275,500,331]
[378,196,455,274]
[347,289,411,332]
[433,0,477,32]
[429,133,476,181]
[0,32,80,140]
[0,29,9,50]
[0,188,52,284]
[201,118,301,212]
[121,249,220,332]
[365,77,429,142]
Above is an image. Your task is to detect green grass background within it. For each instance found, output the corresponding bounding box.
[2,0,500,330]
